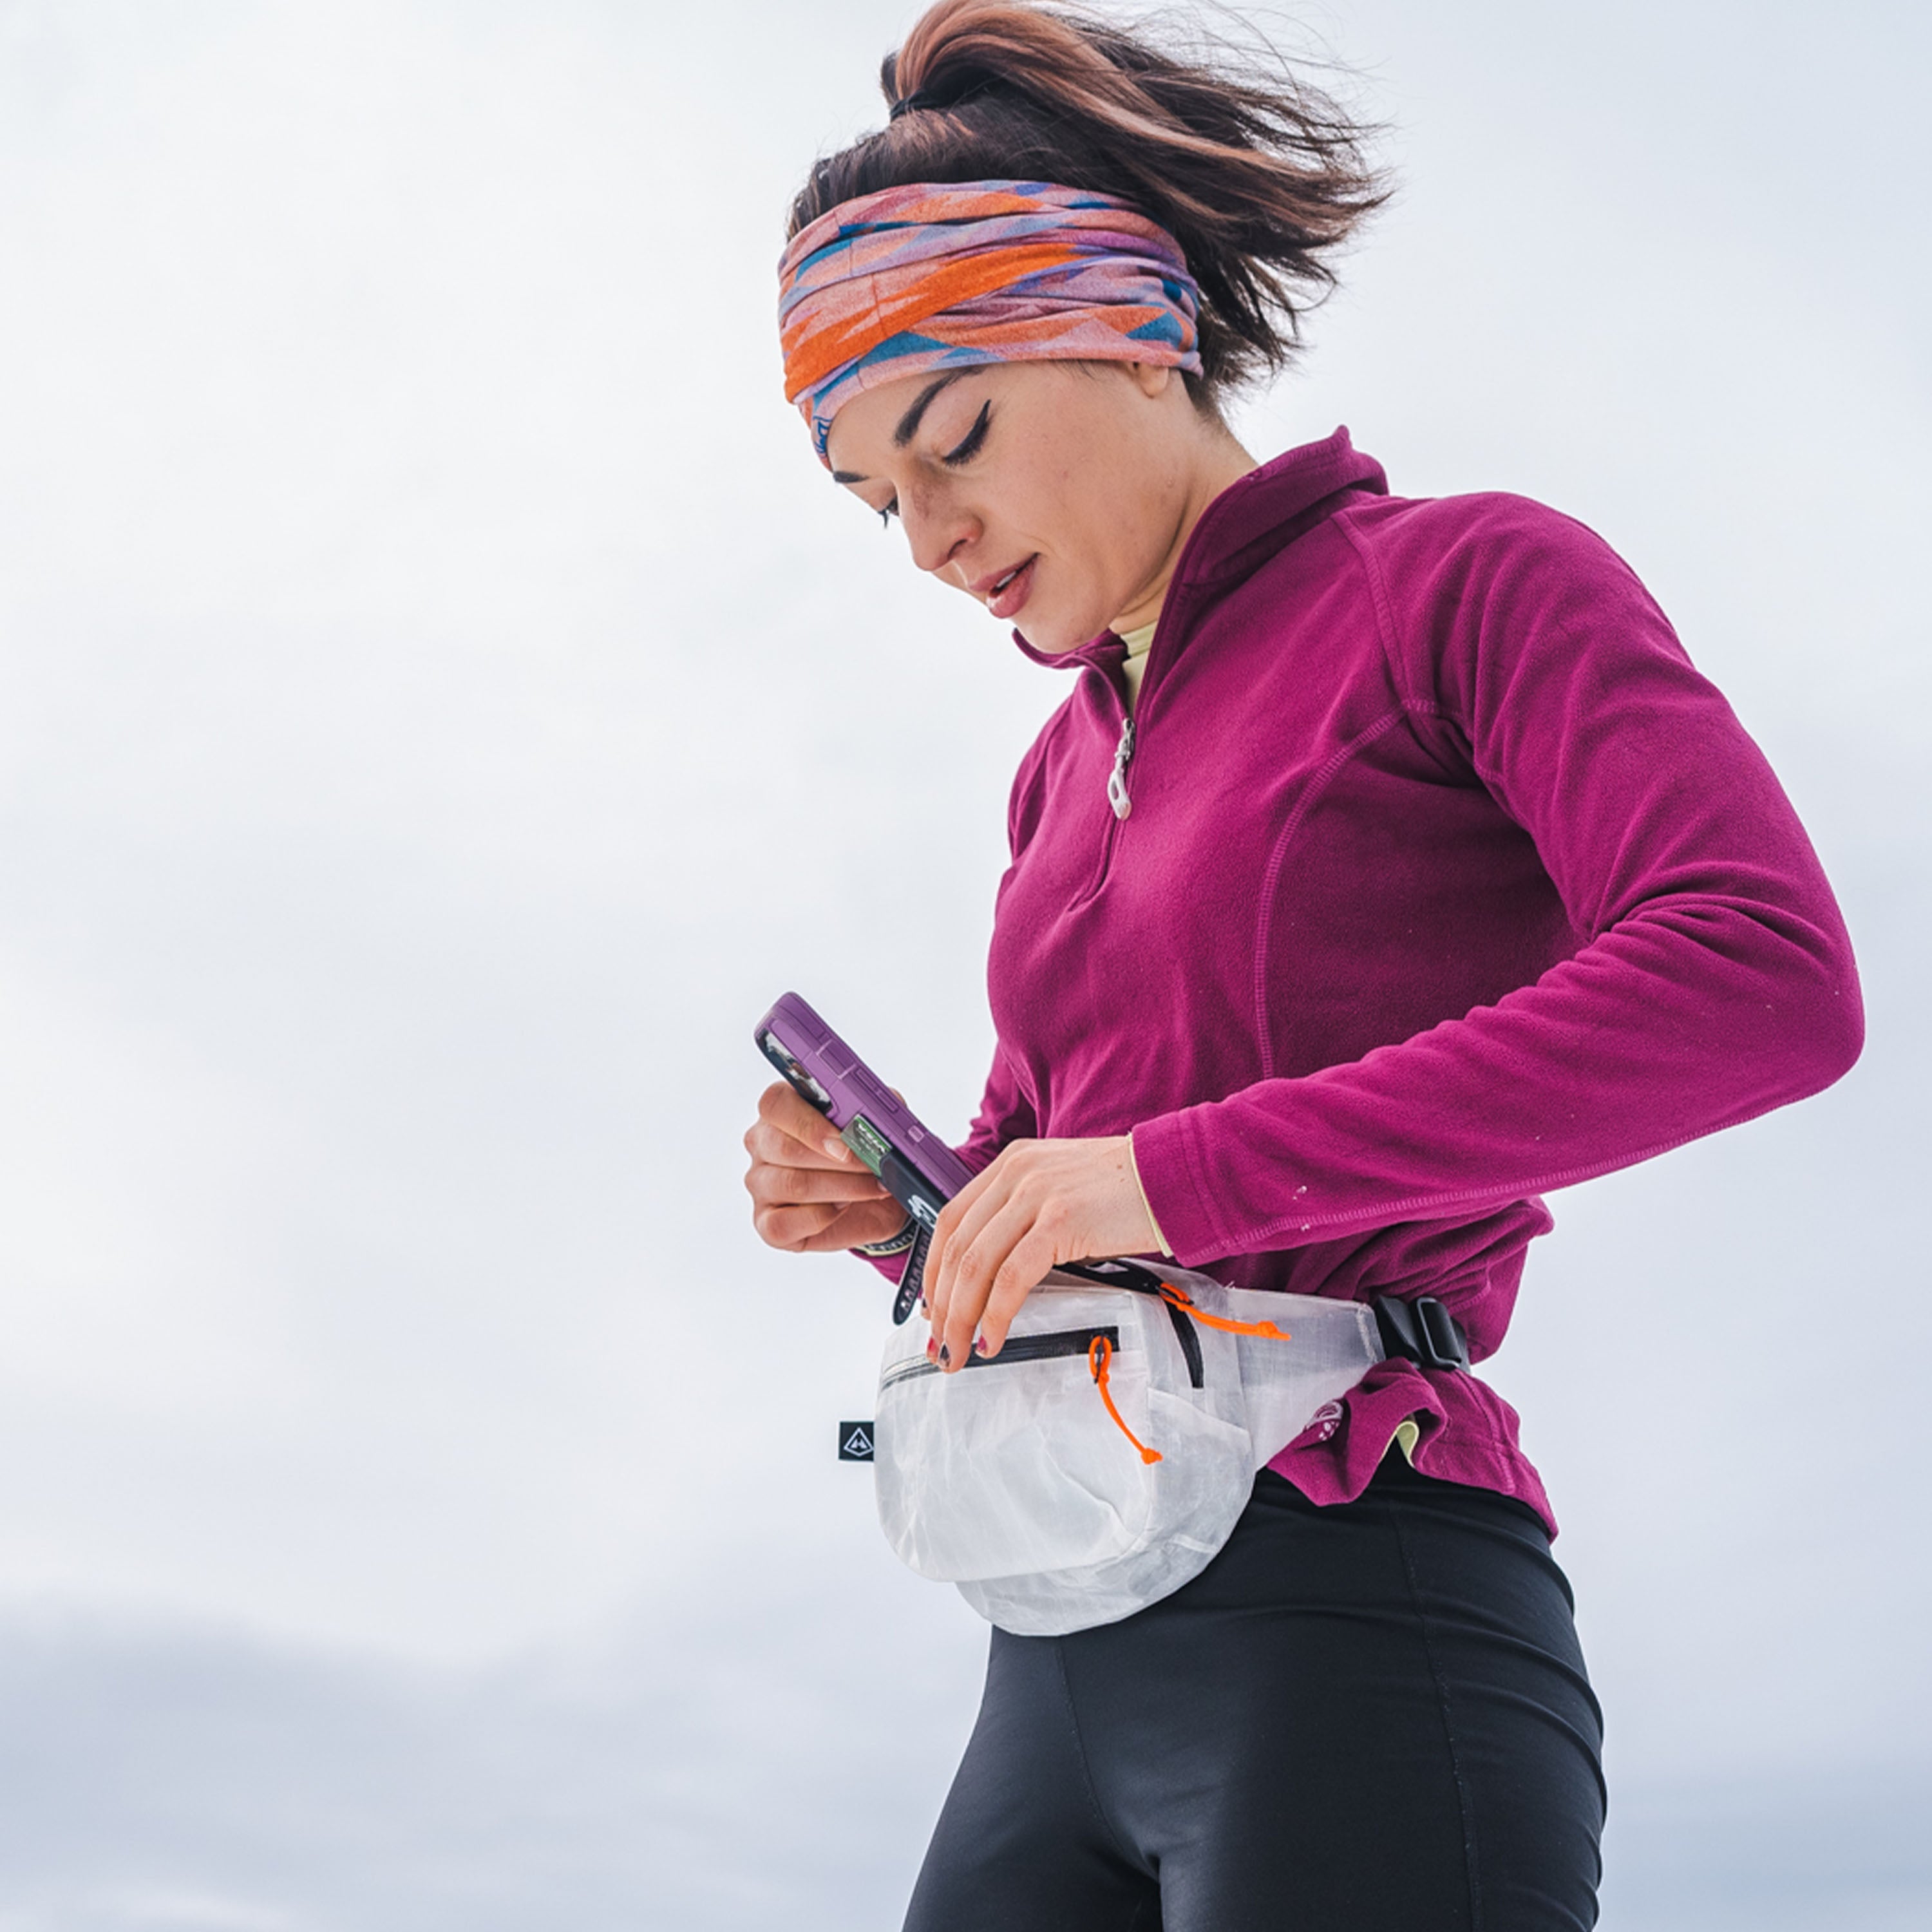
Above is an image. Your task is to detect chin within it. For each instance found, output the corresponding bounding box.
[1015,608,1101,656]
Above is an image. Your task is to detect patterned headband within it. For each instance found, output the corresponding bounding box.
[778,180,1203,464]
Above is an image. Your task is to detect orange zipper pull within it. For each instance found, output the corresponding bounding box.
[1158,1281,1290,1341]
[1088,1335,1162,1464]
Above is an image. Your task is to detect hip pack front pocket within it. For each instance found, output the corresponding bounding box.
[876,1317,1161,1582]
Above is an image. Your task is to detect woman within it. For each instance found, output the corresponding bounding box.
[742,4,1862,1927]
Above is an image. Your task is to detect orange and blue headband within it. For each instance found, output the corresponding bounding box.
[778,180,1203,464]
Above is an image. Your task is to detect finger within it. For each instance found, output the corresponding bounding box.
[927,1146,1019,1296]
[755,1080,858,1167]
[938,1199,1052,1371]
[925,1160,1007,1339]
[755,1197,902,1253]
[971,1224,1061,1360]
[744,1110,864,1173]
[753,1198,846,1251]
[743,1158,891,1208]
[933,1186,1032,1363]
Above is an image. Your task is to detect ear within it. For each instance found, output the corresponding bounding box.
[1128,361,1177,399]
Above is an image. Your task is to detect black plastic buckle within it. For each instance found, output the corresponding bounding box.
[1372,1296,1470,1373]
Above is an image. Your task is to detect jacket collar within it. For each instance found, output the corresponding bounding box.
[1011,425,1388,676]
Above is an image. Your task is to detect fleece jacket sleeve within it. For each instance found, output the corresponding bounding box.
[1131,498,1864,1262]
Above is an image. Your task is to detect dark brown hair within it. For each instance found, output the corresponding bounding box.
[787,0,1389,408]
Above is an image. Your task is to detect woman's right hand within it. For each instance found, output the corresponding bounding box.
[743,1081,909,1253]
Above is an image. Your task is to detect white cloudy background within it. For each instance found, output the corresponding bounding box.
[0,1,1924,1926]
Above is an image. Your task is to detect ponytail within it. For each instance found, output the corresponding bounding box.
[788,0,1388,403]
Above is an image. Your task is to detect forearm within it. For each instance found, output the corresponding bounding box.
[1135,889,1861,1263]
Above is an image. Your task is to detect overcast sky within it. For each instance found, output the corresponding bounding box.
[0,1,1926,1926]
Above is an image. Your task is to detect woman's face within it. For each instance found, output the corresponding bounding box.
[822,359,1209,654]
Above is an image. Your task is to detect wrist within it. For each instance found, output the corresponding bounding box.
[1125,1130,1174,1258]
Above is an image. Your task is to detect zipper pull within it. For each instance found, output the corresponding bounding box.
[1107,714,1136,820]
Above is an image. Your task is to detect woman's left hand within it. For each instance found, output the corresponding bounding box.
[925,1136,1159,1372]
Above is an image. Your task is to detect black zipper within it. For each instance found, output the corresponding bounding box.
[1159,1294,1206,1389]
[1059,1260,1207,1390]
[880,1324,1121,1390]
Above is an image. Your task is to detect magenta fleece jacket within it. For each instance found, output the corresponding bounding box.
[875,427,1861,1531]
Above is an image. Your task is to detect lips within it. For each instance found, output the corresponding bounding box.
[986,554,1038,621]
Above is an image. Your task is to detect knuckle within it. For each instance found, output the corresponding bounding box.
[992,1279,1032,1322]
[989,1257,1032,1305]
[782,1208,826,1249]
[766,1201,827,1249]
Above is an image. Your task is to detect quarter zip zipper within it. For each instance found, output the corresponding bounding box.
[1077,595,1182,900]
[1069,669,1138,908]
[1107,712,1136,819]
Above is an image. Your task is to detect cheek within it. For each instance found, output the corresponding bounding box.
[1039,492,1128,595]
[999,411,1097,532]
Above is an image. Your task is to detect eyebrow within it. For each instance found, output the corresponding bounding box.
[829,371,968,485]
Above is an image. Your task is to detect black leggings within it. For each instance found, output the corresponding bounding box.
[904,1454,1605,1931]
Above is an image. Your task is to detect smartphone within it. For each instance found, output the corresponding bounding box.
[754,992,973,1322]
[754,992,1173,1327]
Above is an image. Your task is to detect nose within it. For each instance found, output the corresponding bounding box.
[900,482,976,578]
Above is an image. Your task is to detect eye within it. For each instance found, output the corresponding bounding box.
[878,499,900,527]
[942,401,991,468]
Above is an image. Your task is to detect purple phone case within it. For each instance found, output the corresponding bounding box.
[754,991,973,1197]
[755,992,972,1323]
[754,992,1175,1332]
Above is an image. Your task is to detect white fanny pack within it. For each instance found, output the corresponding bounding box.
[870,1262,1398,1636]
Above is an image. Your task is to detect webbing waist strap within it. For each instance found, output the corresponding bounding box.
[1372,1296,1471,1373]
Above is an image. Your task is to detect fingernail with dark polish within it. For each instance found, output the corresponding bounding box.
[938,1344,951,1366]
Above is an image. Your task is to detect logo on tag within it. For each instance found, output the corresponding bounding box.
[838,1421,875,1462]
[1294,1399,1345,1446]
